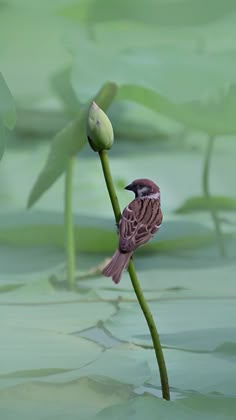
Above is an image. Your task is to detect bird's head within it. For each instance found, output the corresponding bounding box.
[124,178,160,199]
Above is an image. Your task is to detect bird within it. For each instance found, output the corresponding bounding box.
[102,178,163,284]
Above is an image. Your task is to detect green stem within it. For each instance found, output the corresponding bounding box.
[99,150,121,222]
[203,136,225,257]
[128,260,170,400]
[98,150,170,401]
[64,157,76,289]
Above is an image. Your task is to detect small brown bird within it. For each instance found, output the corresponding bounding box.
[102,178,163,284]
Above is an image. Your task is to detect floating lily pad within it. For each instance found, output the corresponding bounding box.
[0,377,132,420]
[92,392,236,420]
[0,301,116,334]
[176,195,236,213]
[0,211,224,254]
[104,299,236,350]
[0,326,101,380]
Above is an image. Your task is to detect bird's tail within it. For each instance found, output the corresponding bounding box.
[102,250,132,284]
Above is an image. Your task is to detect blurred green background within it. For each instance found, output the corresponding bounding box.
[1,1,236,419]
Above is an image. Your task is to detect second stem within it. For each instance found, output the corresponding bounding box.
[203,136,225,257]
[64,156,76,289]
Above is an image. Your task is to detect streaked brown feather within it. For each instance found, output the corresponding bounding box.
[119,198,162,253]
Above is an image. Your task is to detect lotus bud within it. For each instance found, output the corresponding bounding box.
[87,101,114,152]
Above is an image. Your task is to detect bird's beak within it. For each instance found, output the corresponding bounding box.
[124,183,133,191]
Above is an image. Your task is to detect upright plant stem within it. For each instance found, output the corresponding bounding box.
[203,136,225,257]
[128,260,170,400]
[99,150,121,221]
[99,149,170,401]
[64,156,76,289]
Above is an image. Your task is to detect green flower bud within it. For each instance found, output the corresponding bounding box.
[87,101,114,152]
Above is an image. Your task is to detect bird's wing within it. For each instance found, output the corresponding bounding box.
[119,198,162,253]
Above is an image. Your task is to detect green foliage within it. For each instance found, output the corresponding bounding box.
[50,67,81,115]
[0,378,132,420]
[176,196,236,213]
[0,211,224,254]
[118,83,236,135]
[1,1,236,417]
[104,300,236,351]
[61,0,236,27]
[1,264,236,418]
[0,73,16,159]
[0,73,16,130]
[69,35,236,105]
[27,82,117,207]
[92,394,236,420]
